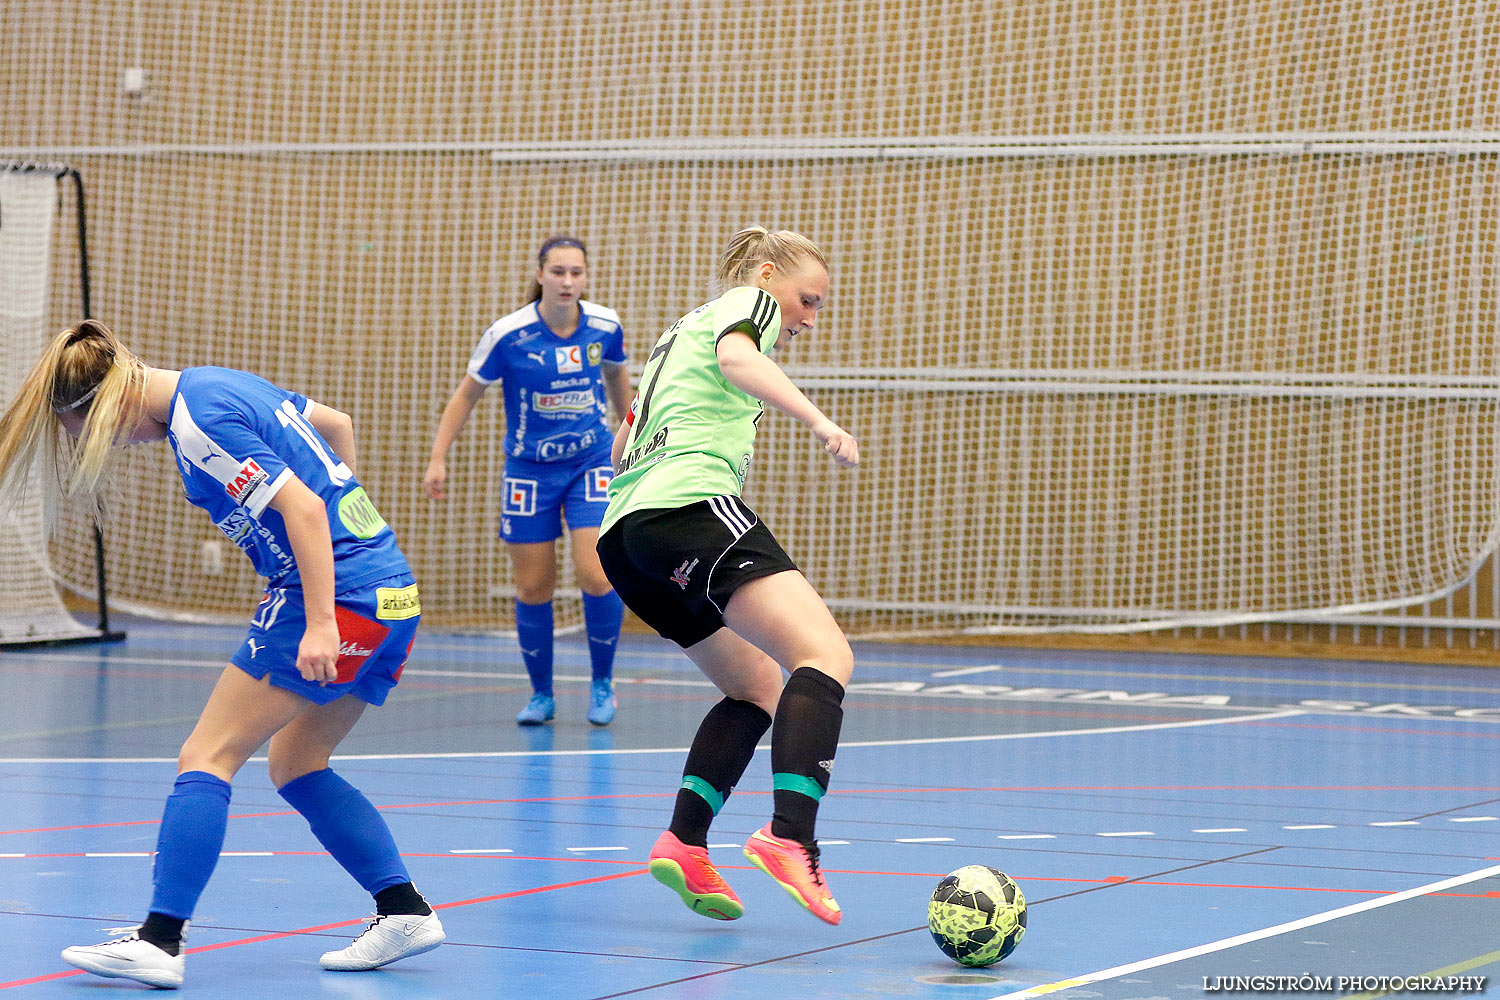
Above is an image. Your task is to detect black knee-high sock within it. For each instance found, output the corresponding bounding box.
[669,698,772,848]
[770,667,846,845]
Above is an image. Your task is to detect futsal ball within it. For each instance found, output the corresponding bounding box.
[927,865,1027,967]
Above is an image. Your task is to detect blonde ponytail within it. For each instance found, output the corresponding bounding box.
[715,226,827,289]
[0,320,147,513]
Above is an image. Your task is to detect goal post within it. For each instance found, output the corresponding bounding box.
[0,162,123,648]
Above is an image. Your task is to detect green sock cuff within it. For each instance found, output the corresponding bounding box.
[681,775,725,815]
[772,772,826,802]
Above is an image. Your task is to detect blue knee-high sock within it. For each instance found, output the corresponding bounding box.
[581,590,623,682]
[278,768,411,895]
[514,598,554,696]
[149,771,232,920]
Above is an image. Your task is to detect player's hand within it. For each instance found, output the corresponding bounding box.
[423,459,447,500]
[296,619,341,685]
[811,419,860,468]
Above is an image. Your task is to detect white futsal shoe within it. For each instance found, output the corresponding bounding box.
[320,912,445,971]
[61,926,185,989]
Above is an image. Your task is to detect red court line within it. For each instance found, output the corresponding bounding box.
[9,784,1497,837]
[0,868,647,991]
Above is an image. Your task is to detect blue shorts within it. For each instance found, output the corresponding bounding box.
[500,452,614,544]
[229,572,421,706]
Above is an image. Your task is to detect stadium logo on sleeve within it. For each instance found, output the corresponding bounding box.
[556,345,584,373]
[226,459,268,505]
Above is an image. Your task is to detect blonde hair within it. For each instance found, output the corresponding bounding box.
[0,319,148,513]
[715,226,827,289]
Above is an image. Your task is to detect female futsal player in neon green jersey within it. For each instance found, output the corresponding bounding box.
[596,226,859,926]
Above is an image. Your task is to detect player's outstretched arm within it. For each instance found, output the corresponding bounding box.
[715,332,859,467]
[425,375,488,499]
[306,402,357,475]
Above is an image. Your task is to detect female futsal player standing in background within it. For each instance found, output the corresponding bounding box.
[596,227,859,925]
[425,236,632,726]
[0,320,442,988]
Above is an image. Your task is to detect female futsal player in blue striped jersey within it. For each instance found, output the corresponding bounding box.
[0,321,442,988]
[425,235,632,726]
[597,227,859,926]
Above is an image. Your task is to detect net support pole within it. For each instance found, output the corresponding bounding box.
[61,165,124,646]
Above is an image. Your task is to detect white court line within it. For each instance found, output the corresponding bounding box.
[994,860,1500,1000]
[566,846,628,853]
[1370,820,1421,827]
[1284,824,1335,830]
[930,665,1007,678]
[1450,816,1497,823]
[85,852,151,857]
[1098,831,1154,838]
[0,708,1305,764]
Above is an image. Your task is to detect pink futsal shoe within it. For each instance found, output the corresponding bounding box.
[647,830,744,920]
[742,823,842,925]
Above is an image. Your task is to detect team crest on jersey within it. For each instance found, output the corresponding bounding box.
[226,458,267,505]
[587,342,603,365]
[556,345,583,373]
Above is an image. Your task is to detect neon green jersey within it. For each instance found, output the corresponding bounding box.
[601,285,781,532]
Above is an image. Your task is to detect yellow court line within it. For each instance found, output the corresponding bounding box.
[1343,948,1500,1000]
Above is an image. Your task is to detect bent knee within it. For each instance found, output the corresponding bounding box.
[792,643,854,688]
[267,750,331,790]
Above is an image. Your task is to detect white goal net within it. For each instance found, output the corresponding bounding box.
[0,167,96,645]
[4,3,1498,639]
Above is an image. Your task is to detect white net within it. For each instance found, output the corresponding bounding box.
[0,167,96,644]
[3,2,1498,639]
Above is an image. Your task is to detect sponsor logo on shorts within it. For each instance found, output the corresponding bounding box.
[246,638,263,659]
[375,584,421,621]
[670,557,699,589]
[586,466,612,503]
[226,458,268,504]
[504,477,538,516]
[332,605,393,684]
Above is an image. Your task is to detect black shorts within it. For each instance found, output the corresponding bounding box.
[596,496,799,648]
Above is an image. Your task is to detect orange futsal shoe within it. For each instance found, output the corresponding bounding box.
[742,823,842,925]
[647,830,744,921]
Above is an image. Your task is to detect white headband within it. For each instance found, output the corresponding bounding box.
[53,381,101,413]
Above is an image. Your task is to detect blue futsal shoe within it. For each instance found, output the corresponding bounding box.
[587,679,616,726]
[515,693,555,726]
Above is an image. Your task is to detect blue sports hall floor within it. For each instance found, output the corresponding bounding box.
[4,618,1500,997]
